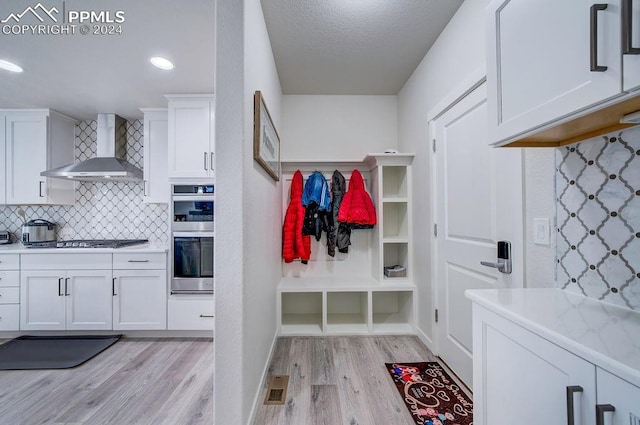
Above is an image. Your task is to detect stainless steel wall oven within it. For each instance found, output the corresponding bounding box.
[171,184,214,294]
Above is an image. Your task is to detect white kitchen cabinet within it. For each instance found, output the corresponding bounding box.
[20,269,112,331]
[112,252,167,330]
[486,0,640,146]
[596,368,640,425]
[0,254,20,331]
[472,304,596,425]
[1,110,76,205]
[623,0,640,91]
[20,253,112,331]
[0,115,5,204]
[469,289,640,425]
[166,95,215,179]
[141,108,169,204]
[168,296,214,330]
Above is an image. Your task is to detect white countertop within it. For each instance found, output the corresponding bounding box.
[466,288,640,388]
[0,242,169,253]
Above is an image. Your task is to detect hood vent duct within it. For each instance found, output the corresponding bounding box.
[41,114,143,182]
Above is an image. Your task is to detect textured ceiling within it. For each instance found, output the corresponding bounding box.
[261,0,464,95]
[0,0,215,120]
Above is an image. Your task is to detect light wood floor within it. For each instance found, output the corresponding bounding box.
[0,337,213,425]
[253,335,469,425]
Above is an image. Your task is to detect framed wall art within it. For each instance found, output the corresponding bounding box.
[253,90,280,181]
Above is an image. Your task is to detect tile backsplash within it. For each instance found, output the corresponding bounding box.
[556,125,640,310]
[0,120,169,243]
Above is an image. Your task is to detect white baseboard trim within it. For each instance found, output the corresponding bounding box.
[416,327,435,354]
[246,330,279,425]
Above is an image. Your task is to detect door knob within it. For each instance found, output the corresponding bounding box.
[481,241,512,274]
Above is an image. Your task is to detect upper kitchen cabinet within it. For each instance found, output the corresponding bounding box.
[487,0,640,147]
[1,110,76,205]
[166,95,215,179]
[141,109,169,203]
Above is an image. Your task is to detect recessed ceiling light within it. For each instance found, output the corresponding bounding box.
[150,56,174,70]
[0,59,23,73]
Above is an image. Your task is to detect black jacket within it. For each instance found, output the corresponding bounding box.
[327,170,350,255]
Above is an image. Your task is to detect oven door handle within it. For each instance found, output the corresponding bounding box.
[172,231,215,238]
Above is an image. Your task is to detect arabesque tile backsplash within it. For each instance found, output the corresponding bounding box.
[0,120,169,243]
[556,125,640,310]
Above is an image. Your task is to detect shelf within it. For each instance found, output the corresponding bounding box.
[326,292,368,333]
[279,276,378,291]
[382,202,408,239]
[382,166,408,198]
[382,197,409,203]
[383,243,409,268]
[372,291,413,332]
[280,292,322,334]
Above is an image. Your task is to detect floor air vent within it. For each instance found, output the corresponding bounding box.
[263,375,289,405]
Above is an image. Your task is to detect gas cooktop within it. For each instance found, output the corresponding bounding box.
[24,239,149,249]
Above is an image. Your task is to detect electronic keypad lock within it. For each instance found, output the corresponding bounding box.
[480,241,512,274]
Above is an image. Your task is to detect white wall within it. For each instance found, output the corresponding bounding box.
[215,0,283,423]
[214,0,245,423]
[281,95,398,160]
[243,0,283,423]
[397,0,556,346]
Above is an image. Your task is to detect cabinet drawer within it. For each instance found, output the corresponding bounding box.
[168,298,214,330]
[113,252,166,270]
[0,254,19,270]
[0,271,20,287]
[0,305,19,330]
[0,287,19,304]
[21,253,112,270]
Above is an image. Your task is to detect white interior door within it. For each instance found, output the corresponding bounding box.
[431,81,524,386]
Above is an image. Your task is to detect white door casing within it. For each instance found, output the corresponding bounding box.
[430,79,524,386]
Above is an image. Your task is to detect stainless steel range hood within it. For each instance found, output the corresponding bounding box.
[41,114,143,181]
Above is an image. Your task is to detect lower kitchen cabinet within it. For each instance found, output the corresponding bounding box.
[472,304,596,425]
[596,369,640,425]
[470,289,640,425]
[20,269,113,331]
[112,269,167,330]
[0,256,20,331]
[168,297,214,331]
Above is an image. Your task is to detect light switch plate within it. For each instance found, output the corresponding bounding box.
[533,218,550,246]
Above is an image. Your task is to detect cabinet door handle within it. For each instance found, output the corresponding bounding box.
[566,385,583,425]
[204,152,208,170]
[623,0,640,54]
[112,277,117,296]
[596,404,615,425]
[210,152,214,171]
[65,277,70,296]
[590,4,609,71]
[199,314,214,318]
[39,181,44,198]
[58,277,64,296]
[143,180,148,196]
[127,259,149,263]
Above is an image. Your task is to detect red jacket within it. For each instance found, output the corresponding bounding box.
[282,170,311,263]
[337,169,376,226]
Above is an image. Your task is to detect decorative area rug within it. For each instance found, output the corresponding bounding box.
[0,335,122,370]
[386,362,473,425]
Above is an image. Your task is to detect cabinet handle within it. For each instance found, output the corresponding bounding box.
[210,152,214,170]
[566,385,583,425]
[58,277,63,296]
[623,0,640,54]
[127,259,149,263]
[590,4,609,72]
[204,152,208,170]
[112,278,117,296]
[199,314,214,318]
[596,404,615,425]
[143,180,148,196]
[39,181,44,198]
[65,277,70,296]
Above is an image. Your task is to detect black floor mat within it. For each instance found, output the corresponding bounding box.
[0,335,122,370]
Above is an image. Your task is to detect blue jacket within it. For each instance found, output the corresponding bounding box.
[302,171,331,211]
